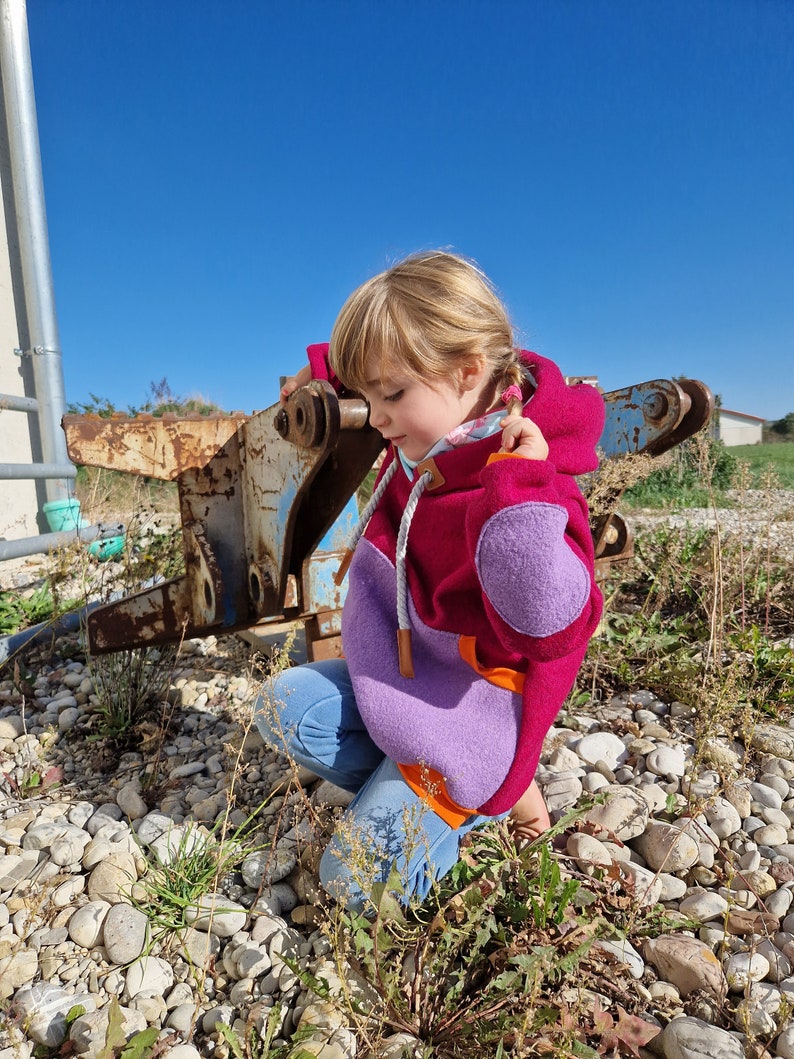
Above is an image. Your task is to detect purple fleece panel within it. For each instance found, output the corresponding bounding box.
[475,502,590,638]
[342,540,521,808]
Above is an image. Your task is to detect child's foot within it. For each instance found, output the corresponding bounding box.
[508,778,550,841]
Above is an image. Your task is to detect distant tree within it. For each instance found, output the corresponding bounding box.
[769,412,794,438]
[68,379,224,419]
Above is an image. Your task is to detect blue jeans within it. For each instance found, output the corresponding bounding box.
[254,658,500,911]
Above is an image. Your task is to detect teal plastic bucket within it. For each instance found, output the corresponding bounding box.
[88,536,126,562]
[43,497,83,532]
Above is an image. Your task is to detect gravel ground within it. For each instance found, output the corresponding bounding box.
[1,501,794,1058]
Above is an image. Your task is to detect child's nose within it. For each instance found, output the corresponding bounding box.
[369,404,389,430]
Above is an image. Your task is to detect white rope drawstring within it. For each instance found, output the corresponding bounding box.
[333,458,399,586]
[395,469,432,677]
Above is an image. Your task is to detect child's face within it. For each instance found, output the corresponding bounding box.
[361,360,486,462]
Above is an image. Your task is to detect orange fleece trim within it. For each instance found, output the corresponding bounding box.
[486,451,527,464]
[397,763,475,829]
[458,635,526,694]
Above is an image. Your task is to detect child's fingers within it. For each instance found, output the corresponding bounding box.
[499,415,549,459]
[279,365,313,404]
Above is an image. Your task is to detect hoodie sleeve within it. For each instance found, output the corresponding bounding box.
[469,454,602,662]
[466,363,604,663]
[306,343,345,394]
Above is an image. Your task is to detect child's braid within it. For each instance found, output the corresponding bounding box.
[498,352,528,416]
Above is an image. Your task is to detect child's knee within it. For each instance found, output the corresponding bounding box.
[252,672,295,745]
[319,841,366,912]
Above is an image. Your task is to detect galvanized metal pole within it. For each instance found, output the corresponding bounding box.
[0,0,71,502]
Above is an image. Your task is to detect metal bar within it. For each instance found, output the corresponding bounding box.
[0,521,124,562]
[0,462,77,480]
[0,0,73,501]
[0,392,38,412]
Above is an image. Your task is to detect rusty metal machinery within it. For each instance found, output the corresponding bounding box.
[62,376,713,659]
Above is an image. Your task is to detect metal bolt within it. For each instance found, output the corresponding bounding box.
[643,393,668,419]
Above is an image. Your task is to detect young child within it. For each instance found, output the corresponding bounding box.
[257,250,604,910]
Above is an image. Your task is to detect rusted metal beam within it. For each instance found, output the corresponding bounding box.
[63,382,383,654]
[63,376,714,654]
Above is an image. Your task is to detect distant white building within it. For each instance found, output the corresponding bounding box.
[718,409,766,447]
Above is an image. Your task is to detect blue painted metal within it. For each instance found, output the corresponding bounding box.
[598,380,686,458]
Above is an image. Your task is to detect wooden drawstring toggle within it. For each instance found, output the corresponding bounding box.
[397,628,415,678]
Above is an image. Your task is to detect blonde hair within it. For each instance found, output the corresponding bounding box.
[328,251,526,395]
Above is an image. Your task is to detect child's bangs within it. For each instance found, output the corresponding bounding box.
[334,294,430,392]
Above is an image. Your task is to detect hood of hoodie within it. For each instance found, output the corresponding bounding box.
[388,350,603,492]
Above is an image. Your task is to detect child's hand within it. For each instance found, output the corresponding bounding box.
[279,364,313,404]
[499,414,549,461]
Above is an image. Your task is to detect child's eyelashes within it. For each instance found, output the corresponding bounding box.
[384,389,404,403]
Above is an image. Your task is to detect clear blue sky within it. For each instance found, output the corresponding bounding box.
[27,0,794,420]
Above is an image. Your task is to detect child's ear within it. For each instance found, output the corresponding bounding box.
[457,355,488,393]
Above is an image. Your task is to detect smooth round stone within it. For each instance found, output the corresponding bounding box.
[542,774,583,812]
[733,996,776,1036]
[738,849,762,872]
[594,937,644,979]
[657,873,688,901]
[705,797,742,839]
[620,861,663,907]
[645,744,688,779]
[233,945,272,980]
[0,717,24,738]
[679,890,730,923]
[202,1004,235,1033]
[49,828,91,866]
[614,689,657,709]
[21,821,73,852]
[767,888,794,917]
[176,925,221,968]
[185,894,247,936]
[67,902,111,948]
[575,732,629,769]
[116,784,148,820]
[644,935,725,999]
[103,903,149,965]
[632,821,700,873]
[124,955,174,1000]
[134,811,175,846]
[760,773,791,799]
[12,983,97,1047]
[764,759,794,781]
[750,782,783,811]
[581,772,609,793]
[547,746,582,772]
[635,783,669,815]
[87,852,138,904]
[756,938,792,982]
[580,786,650,841]
[760,805,791,828]
[724,951,770,991]
[81,837,115,872]
[752,824,788,847]
[166,1004,201,1033]
[57,707,80,733]
[566,832,613,872]
[777,1024,794,1059]
[732,870,777,898]
[69,1007,147,1053]
[85,804,123,836]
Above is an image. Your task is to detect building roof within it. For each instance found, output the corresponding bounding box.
[719,408,767,424]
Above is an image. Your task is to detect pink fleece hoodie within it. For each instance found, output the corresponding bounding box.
[310,345,604,817]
